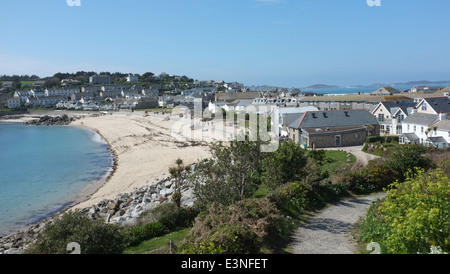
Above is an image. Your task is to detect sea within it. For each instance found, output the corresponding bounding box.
[0,123,113,237]
[301,84,449,95]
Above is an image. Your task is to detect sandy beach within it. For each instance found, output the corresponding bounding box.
[67,111,212,210]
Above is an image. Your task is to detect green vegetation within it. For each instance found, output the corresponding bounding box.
[25,210,125,254]
[341,144,434,194]
[359,169,450,254]
[123,228,191,254]
[24,135,448,254]
[362,136,399,156]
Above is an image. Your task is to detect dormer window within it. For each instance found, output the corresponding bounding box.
[422,103,427,111]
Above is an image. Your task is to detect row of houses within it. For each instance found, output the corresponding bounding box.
[6,85,159,110]
[205,90,450,149]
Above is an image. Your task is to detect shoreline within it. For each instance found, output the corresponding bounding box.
[67,124,119,210]
[0,111,213,250]
[0,118,118,238]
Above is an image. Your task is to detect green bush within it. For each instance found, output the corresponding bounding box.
[183,198,282,254]
[271,181,312,217]
[360,168,450,254]
[124,222,167,247]
[311,183,350,205]
[341,160,396,194]
[359,201,391,254]
[139,203,200,230]
[25,210,125,254]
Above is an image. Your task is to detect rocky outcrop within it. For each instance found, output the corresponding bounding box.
[0,174,196,254]
[25,115,76,126]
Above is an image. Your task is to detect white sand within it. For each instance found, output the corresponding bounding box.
[69,112,211,210]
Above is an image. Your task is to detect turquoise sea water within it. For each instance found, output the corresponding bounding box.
[303,84,449,95]
[0,123,113,236]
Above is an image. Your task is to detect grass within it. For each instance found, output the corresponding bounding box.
[323,150,356,174]
[122,228,191,254]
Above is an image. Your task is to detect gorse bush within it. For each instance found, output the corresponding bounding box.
[360,168,450,254]
[25,210,125,254]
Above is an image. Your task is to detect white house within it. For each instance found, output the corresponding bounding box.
[429,120,450,148]
[45,88,80,97]
[126,74,139,82]
[7,97,21,109]
[371,101,416,135]
[400,111,448,147]
[90,75,112,85]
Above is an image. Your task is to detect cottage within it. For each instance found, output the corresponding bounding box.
[428,120,450,148]
[400,113,442,145]
[370,87,401,96]
[215,92,260,103]
[415,96,450,115]
[286,109,380,148]
[89,75,112,85]
[7,97,21,109]
[371,101,416,135]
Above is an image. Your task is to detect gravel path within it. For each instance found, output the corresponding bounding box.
[289,192,387,254]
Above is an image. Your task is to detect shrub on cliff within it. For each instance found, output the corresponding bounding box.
[25,210,125,254]
[182,198,282,254]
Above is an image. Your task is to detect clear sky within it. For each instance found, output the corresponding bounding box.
[0,0,449,87]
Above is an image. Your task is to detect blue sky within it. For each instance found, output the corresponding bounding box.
[0,0,449,87]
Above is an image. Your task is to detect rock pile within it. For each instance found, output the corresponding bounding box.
[0,174,196,254]
[80,175,195,226]
[25,114,76,126]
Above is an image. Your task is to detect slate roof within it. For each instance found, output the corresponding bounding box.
[428,137,447,143]
[288,109,378,129]
[423,97,450,114]
[403,113,439,126]
[433,120,450,131]
[402,133,420,142]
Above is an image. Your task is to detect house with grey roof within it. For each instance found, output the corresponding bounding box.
[286,109,380,148]
[429,120,450,148]
[410,86,444,94]
[371,101,417,135]
[400,112,447,146]
[370,87,401,96]
[415,96,450,115]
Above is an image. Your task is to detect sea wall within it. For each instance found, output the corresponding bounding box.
[0,174,196,254]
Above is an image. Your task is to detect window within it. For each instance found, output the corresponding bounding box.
[335,135,342,146]
[378,114,385,122]
[407,124,410,131]
[422,103,427,111]
[398,114,404,123]
[421,127,424,133]
[414,126,417,132]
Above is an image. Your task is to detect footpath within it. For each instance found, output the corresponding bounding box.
[289,192,387,254]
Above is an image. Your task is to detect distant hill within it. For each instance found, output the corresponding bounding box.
[391,80,450,86]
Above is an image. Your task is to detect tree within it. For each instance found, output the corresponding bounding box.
[190,137,264,207]
[169,158,191,208]
[261,140,308,189]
